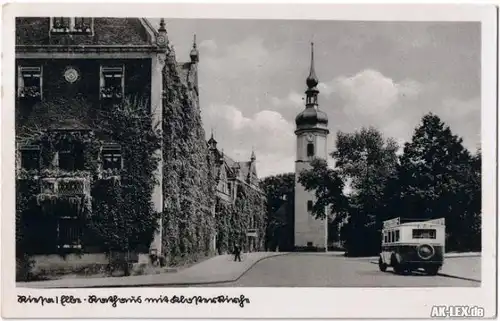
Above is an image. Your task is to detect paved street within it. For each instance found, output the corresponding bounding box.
[192,253,480,287]
[18,252,480,288]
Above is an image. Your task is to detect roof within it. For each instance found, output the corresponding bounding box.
[16,17,156,47]
[211,146,258,185]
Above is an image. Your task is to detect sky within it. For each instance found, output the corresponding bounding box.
[154,19,481,178]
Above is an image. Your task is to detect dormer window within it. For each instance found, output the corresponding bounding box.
[50,17,93,35]
[100,66,125,100]
[17,66,42,100]
[73,18,93,34]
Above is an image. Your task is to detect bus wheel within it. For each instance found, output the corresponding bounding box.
[425,265,440,276]
[378,257,387,272]
[393,263,405,275]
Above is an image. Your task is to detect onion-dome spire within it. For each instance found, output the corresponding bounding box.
[304,42,320,108]
[190,34,199,63]
[306,42,319,89]
[295,42,328,130]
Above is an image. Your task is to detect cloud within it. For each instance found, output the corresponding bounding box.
[203,36,274,79]
[199,39,218,53]
[270,91,304,110]
[202,104,296,178]
[321,69,422,115]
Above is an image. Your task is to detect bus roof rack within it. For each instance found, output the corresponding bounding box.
[383,217,445,228]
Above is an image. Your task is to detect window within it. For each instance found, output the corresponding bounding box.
[55,200,82,250]
[20,145,40,170]
[73,18,92,33]
[249,215,255,229]
[102,145,122,170]
[58,143,84,171]
[395,230,400,242]
[58,218,82,249]
[383,232,388,243]
[307,242,313,247]
[412,229,436,239]
[307,143,315,157]
[100,66,125,100]
[50,17,93,34]
[307,200,313,212]
[17,66,42,100]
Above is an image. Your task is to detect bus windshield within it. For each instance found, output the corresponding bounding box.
[412,229,436,239]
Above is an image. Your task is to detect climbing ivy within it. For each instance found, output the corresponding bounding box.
[15,96,161,276]
[161,50,217,266]
[215,184,266,254]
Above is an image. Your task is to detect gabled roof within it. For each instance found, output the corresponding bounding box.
[16,17,157,47]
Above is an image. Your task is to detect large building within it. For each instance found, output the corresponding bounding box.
[15,17,263,276]
[294,43,329,251]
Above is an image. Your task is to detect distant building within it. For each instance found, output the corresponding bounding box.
[293,43,329,251]
[207,133,262,252]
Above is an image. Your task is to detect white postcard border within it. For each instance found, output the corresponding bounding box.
[1,2,497,319]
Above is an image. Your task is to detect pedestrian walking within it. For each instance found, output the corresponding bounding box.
[233,244,242,262]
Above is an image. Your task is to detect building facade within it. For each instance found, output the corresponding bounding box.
[294,43,329,251]
[15,17,264,276]
[208,134,264,252]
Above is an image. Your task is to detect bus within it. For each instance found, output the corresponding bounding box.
[378,217,445,275]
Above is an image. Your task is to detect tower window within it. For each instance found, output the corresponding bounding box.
[307,200,313,212]
[307,143,315,157]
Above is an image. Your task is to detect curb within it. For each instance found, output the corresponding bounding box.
[352,252,481,260]
[369,261,481,283]
[18,253,290,289]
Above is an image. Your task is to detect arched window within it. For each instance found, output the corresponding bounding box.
[307,143,315,157]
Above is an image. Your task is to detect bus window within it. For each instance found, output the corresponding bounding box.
[395,230,400,242]
[412,229,436,239]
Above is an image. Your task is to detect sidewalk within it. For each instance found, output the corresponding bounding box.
[17,252,287,288]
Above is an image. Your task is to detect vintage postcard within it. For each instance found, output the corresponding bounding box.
[1,2,497,319]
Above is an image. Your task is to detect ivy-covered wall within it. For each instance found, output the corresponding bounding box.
[161,50,217,266]
[215,184,266,254]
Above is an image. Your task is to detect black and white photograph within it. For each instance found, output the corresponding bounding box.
[1,2,497,319]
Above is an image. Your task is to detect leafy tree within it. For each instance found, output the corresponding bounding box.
[260,173,295,251]
[298,159,348,220]
[397,113,481,251]
[331,127,399,256]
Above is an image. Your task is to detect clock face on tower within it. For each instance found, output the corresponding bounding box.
[306,134,314,142]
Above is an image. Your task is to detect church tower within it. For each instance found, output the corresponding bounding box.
[294,43,329,251]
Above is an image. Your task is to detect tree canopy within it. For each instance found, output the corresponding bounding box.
[292,114,481,256]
